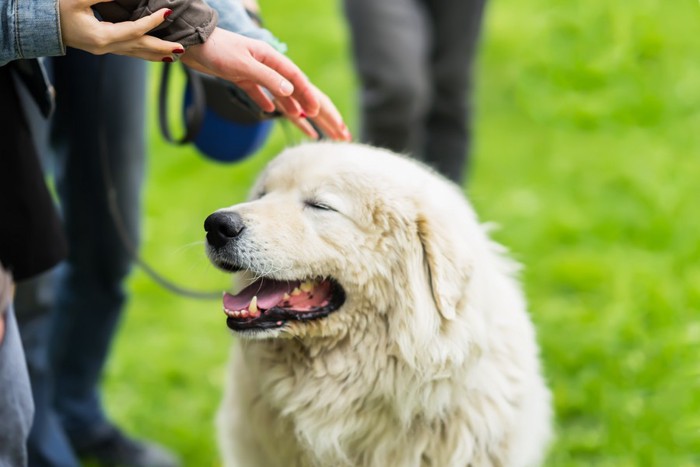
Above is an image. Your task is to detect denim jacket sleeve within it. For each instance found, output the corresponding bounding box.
[0,0,64,66]
[207,0,286,53]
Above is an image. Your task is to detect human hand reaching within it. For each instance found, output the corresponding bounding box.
[182,28,351,141]
[59,0,184,61]
[58,1,351,140]
[278,84,351,141]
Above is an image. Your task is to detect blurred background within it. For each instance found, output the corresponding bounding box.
[101,0,700,464]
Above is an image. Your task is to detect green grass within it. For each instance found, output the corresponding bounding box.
[102,0,700,464]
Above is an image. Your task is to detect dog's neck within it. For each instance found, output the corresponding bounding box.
[239,299,479,418]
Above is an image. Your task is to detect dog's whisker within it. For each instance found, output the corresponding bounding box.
[170,240,208,255]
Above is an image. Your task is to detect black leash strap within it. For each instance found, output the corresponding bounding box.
[158,62,206,145]
[98,58,220,300]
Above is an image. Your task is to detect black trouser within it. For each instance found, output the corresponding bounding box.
[343,0,487,184]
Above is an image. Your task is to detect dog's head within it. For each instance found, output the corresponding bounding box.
[205,143,480,348]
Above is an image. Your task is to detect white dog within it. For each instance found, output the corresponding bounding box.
[205,142,552,467]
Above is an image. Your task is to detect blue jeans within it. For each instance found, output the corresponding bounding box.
[0,305,34,467]
[15,50,146,467]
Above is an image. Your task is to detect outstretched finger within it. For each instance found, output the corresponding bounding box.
[236,82,277,113]
[305,86,350,141]
[289,116,319,140]
[274,95,303,119]
[273,99,318,139]
[248,44,320,116]
[110,34,184,61]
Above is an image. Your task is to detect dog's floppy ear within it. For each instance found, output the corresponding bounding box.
[416,202,473,321]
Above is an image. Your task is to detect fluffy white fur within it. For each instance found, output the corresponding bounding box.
[210,142,552,467]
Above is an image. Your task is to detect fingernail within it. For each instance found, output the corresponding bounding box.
[162,57,173,63]
[172,48,184,54]
[279,80,293,95]
[299,111,307,119]
[164,9,173,19]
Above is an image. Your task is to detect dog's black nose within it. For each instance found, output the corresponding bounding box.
[204,212,245,248]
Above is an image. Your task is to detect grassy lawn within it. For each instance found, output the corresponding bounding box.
[102,0,700,465]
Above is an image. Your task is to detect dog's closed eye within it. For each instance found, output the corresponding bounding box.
[304,200,336,212]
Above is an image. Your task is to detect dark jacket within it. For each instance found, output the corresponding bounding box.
[0,65,68,281]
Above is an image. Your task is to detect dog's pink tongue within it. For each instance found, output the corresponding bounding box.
[223,280,299,311]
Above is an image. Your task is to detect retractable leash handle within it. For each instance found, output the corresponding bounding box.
[158,61,281,163]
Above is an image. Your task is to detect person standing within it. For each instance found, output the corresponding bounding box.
[343,0,486,184]
[0,60,69,465]
[14,49,176,466]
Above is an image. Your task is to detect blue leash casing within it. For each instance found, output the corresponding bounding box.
[158,62,278,163]
[183,74,276,163]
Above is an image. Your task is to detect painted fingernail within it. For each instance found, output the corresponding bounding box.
[164,9,173,19]
[172,48,184,54]
[279,80,293,95]
[162,57,173,63]
[299,111,307,119]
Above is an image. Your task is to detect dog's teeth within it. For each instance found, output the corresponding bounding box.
[224,307,233,316]
[291,287,302,296]
[300,281,314,292]
[231,310,240,317]
[249,296,259,316]
[240,308,249,318]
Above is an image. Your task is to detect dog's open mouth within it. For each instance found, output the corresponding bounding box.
[222,278,345,331]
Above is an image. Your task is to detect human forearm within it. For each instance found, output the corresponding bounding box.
[60,0,184,61]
